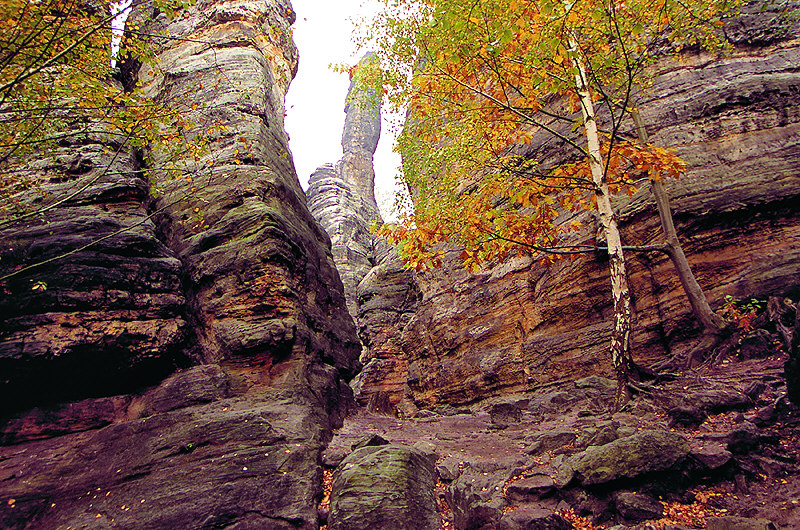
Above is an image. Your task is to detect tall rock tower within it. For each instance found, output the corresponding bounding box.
[0,1,361,528]
[307,53,421,416]
[307,53,385,318]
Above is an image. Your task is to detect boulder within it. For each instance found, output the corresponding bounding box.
[328,444,440,530]
[447,464,509,529]
[737,329,775,360]
[575,424,619,449]
[668,389,752,426]
[489,402,524,428]
[689,443,733,472]
[351,433,389,451]
[615,491,664,520]
[504,474,556,502]
[706,516,777,530]
[498,507,571,530]
[436,456,463,481]
[558,430,690,486]
[525,429,577,454]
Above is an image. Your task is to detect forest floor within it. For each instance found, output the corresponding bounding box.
[326,353,800,529]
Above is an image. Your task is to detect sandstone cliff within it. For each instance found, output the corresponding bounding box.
[352,2,800,409]
[1,1,799,528]
[0,1,359,528]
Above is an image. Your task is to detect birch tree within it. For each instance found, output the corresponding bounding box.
[369,0,740,405]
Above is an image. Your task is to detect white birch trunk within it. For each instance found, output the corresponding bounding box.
[569,37,633,405]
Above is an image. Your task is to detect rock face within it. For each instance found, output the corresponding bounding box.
[0,121,188,417]
[393,4,800,408]
[306,162,383,319]
[306,5,800,417]
[0,1,360,528]
[351,253,420,415]
[306,53,421,414]
[134,0,360,377]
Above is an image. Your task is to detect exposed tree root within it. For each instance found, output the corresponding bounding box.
[651,326,734,373]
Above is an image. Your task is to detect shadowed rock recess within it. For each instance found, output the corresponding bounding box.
[0,0,359,528]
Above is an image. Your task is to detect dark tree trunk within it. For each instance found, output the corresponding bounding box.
[630,109,728,369]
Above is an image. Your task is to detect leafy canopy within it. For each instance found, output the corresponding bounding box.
[0,0,211,220]
[368,0,739,271]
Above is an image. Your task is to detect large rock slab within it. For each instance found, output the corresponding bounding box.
[0,366,328,529]
[328,444,440,530]
[558,430,690,486]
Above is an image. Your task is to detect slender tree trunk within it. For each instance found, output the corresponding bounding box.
[571,39,633,408]
[629,109,726,335]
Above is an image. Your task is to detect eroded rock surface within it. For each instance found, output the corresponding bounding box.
[351,252,420,415]
[0,128,188,417]
[0,1,360,528]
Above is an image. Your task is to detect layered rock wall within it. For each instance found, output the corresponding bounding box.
[397,5,800,408]
[0,1,360,527]
[0,116,187,417]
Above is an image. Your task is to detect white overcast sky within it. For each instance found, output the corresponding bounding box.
[284,0,402,219]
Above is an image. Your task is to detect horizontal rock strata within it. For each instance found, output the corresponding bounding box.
[0,128,188,416]
[396,7,800,407]
[1,1,360,528]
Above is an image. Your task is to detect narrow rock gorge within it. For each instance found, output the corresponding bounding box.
[304,2,800,527]
[306,54,420,415]
[1,0,799,528]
